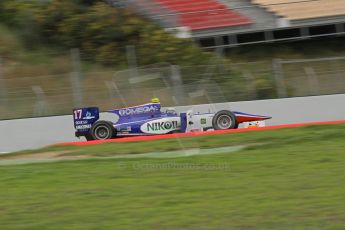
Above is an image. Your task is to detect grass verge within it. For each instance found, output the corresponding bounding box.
[0,124,345,229]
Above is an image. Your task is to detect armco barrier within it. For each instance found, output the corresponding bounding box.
[1,94,345,153]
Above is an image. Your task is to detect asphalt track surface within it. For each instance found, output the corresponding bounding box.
[56,119,345,147]
[2,94,345,153]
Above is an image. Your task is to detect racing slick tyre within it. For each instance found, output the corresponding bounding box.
[212,110,238,130]
[90,121,116,140]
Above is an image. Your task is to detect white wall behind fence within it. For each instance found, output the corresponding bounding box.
[1,94,344,153]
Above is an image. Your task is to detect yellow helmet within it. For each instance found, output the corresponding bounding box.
[151,98,160,103]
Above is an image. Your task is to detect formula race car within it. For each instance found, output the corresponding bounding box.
[73,98,271,141]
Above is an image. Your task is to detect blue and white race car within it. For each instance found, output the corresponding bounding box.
[73,98,271,141]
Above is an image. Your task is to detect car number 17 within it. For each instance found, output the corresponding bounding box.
[74,109,83,119]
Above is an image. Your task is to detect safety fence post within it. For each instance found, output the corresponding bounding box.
[272,58,287,98]
[32,86,50,116]
[170,65,186,106]
[70,48,83,108]
[0,56,8,106]
[304,67,320,95]
[126,45,138,78]
[243,70,257,100]
[70,72,83,108]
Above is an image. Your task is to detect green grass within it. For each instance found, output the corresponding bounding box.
[1,124,345,229]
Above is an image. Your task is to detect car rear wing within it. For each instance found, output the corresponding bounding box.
[73,107,99,133]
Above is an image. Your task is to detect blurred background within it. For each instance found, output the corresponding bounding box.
[0,0,344,120]
[1,2,345,229]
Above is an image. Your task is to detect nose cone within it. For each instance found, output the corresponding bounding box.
[260,115,272,120]
[233,111,272,123]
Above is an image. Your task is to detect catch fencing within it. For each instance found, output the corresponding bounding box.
[0,51,345,120]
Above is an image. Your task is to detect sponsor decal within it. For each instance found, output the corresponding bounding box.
[244,121,265,128]
[147,121,178,132]
[83,111,96,120]
[119,105,159,116]
[119,126,132,132]
[75,120,88,125]
[76,124,92,130]
[200,118,207,125]
[141,118,180,134]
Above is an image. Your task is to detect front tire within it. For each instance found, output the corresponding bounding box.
[90,121,115,140]
[212,110,238,130]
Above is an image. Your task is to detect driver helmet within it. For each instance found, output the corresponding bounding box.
[151,98,160,103]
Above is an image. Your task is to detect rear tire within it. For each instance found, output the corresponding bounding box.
[212,110,238,130]
[90,121,115,140]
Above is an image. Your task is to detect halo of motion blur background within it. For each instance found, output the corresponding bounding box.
[1,1,345,229]
[0,0,344,120]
